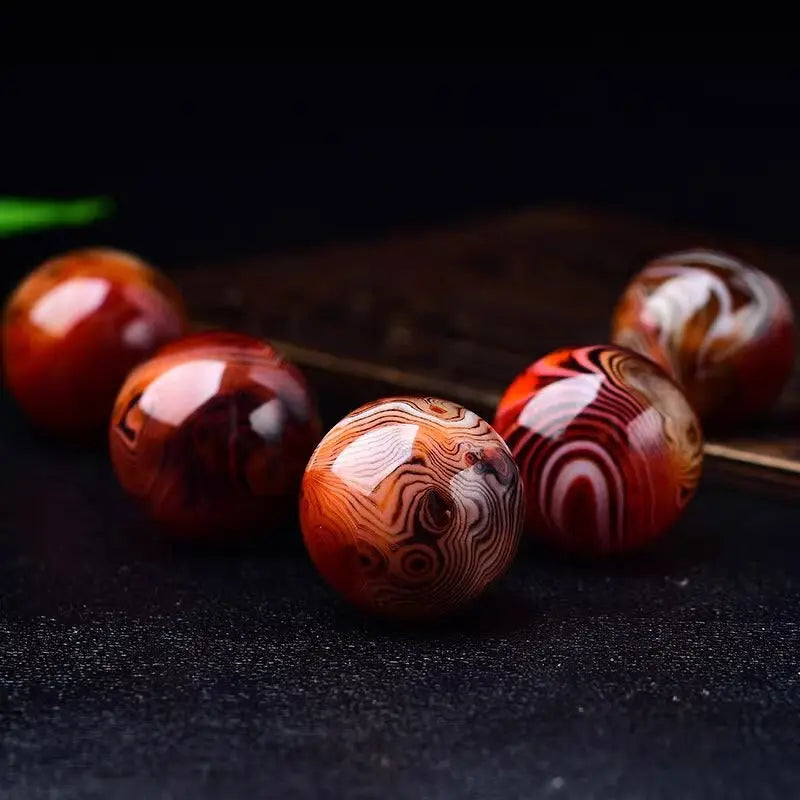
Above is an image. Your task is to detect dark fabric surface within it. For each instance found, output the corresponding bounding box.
[2,390,800,800]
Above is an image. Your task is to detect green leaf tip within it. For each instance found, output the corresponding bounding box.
[0,196,115,238]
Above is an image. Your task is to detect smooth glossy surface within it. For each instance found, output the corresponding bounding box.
[611,249,796,426]
[2,248,187,436]
[300,396,524,620]
[494,345,703,555]
[110,331,321,538]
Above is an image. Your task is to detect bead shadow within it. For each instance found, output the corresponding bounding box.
[515,523,723,579]
[155,505,308,559]
[328,585,541,639]
[0,403,112,452]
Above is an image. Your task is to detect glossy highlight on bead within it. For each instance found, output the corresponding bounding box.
[611,249,796,426]
[300,396,525,620]
[110,331,321,538]
[2,248,188,436]
[494,345,703,555]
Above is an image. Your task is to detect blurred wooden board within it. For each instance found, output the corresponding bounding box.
[174,205,800,494]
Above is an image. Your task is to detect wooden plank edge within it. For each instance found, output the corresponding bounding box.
[271,338,800,488]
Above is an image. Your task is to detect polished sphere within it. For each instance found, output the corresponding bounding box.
[2,248,188,436]
[494,345,703,555]
[611,249,796,427]
[110,331,321,538]
[300,396,525,620]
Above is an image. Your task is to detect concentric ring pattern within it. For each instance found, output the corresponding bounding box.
[611,249,796,425]
[300,396,525,620]
[493,346,703,555]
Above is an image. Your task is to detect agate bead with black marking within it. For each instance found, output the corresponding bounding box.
[300,396,525,620]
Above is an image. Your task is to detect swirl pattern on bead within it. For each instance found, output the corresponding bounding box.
[611,249,796,425]
[493,346,703,555]
[300,397,525,619]
[110,331,321,538]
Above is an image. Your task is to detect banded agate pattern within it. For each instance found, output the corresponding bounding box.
[612,249,796,426]
[494,346,703,555]
[300,397,524,620]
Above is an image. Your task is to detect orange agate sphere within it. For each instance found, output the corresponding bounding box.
[2,248,188,436]
[611,249,796,427]
[493,346,703,556]
[300,396,525,620]
[110,332,321,538]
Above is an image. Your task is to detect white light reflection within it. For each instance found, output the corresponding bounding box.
[331,423,418,494]
[30,278,110,336]
[518,373,604,436]
[139,359,226,427]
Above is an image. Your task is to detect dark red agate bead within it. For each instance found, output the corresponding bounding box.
[2,248,187,436]
[109,331,321,538]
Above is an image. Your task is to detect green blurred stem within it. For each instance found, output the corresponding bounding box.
[0,196,114,237]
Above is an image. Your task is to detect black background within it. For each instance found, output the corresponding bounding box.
[6,58,800,270]
[2,58,800,799]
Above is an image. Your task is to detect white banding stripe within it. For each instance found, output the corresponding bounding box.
[540,441,625,549]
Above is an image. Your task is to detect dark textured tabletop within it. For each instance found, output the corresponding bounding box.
[2,388,800,800]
